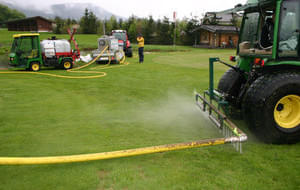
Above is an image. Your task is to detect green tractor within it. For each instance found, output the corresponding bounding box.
[196,0,300,144]
[9,29,80,71]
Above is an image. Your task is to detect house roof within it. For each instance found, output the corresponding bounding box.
[194,25,239,33]
[4,16,54,24]
[202,11,242,25]
[204,12,235,23]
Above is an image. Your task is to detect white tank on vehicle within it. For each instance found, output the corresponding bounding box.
[41,39,71,58]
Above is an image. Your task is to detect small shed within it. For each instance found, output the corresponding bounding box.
[198,25,239,48]
[5,16,54,32]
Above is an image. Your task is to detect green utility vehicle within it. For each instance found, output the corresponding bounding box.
[196,0,300,144]
[9,30,80,71]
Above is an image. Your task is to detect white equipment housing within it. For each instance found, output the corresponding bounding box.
[92,35,125,63]
[41,39,71,58]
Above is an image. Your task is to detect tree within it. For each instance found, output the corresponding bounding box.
[154,19,162,44]
[136,18,143,35]
[0,4,25,26]
[110,16,119,30]
[54,16,64,34]
[118,18,123,29]
[144,16,155,44]
[80,8,89,34]
[182,16,201,45]
[126,15,137,42]
[128,22,137,42]
[104,19,112,35]
[97,20,104,35]
[80,8,98,34]
[176,19,188,45]
[158,17,172,45]
[88,11,97,33]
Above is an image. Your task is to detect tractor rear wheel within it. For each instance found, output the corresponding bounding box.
[217,68,245,119]
[242,71,300,144]
[30,62,40,72]
[62,59,73,70]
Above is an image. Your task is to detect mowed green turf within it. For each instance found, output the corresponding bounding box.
[0,30,300,190]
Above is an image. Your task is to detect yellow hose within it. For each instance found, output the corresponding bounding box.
[90,50,128,70]
[0,46,129,79]
[0,138,226,165]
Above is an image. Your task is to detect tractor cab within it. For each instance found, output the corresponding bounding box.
[9,34,41,68]
[238,0,300,68]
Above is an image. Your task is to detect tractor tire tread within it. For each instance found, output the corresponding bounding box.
[242,70,300,144]
[217,68,244,119]
[218,68,241,95]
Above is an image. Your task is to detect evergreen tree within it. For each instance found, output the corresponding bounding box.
[126,15,137,42]
[158,17,172,45]
[128,22,137,42]
[80,8,89,34]
[97,20,104,35]
[80,8,97,34]
[104,19,112,35]
[182,16,201,45]
[118,18,123,29]
[88,11,97,33]
[136,18,143,35]
[144,16,155,44]
[54,16,64,34]
[177,18,188,45]
[110,16,118,30]
[154,19,162,44]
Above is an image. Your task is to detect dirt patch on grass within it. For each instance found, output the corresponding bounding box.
[98,170,109,180]
[82,47,97,51]
[97,170,113,190]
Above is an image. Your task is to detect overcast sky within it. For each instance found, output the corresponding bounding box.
[8,0,246,19]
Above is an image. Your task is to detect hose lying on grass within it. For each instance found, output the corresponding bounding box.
[0,46,129,79]
[0,137,234,165]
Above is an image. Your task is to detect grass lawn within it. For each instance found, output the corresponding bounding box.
[0,30,299,190]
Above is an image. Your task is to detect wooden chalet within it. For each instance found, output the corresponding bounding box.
[5,16,54,32]
[194,12,240,48]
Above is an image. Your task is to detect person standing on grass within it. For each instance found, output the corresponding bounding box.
[137,34,144,63]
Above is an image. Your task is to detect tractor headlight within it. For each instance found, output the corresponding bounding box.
[9,57,14,61]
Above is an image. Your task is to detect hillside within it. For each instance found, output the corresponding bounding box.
[0,0,123,20]
[0,3,25,23]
